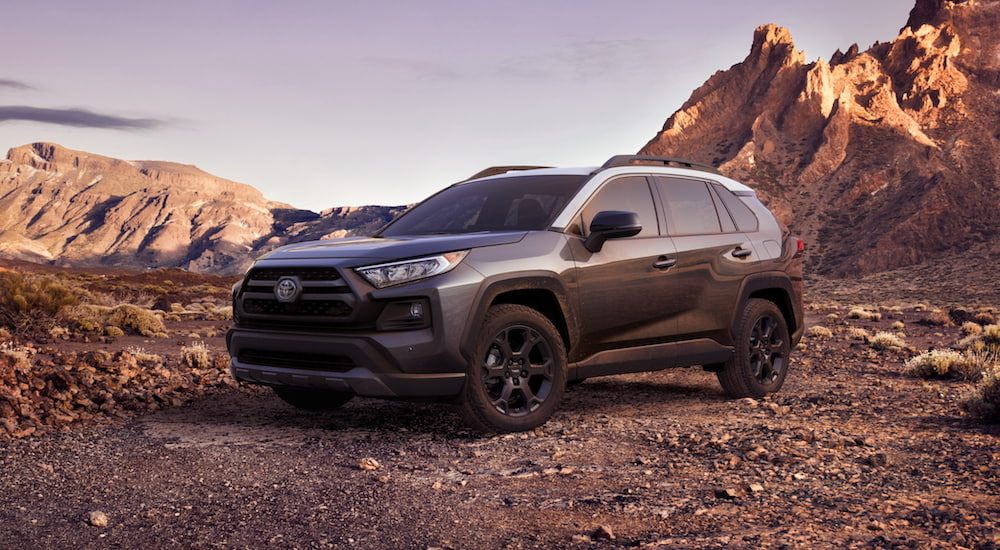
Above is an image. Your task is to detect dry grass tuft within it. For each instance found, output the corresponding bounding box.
[869,331,906,351]
[807,326,833,338]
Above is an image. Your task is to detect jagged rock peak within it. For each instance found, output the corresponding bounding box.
[748,24,804,65]
[904,0,976,30]
[639,0,1000,278]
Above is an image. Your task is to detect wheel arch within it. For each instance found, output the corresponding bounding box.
[734,273,804,345]
[459,275,577,362]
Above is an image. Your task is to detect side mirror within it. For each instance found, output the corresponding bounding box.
[584,210,642,252]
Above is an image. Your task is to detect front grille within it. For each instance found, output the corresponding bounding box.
[237,266,357,326]
[247,267,344,283]
[239,349,356,372]
[243,299,353,317]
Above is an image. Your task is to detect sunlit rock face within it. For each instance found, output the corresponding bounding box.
[0,142,404,274]
[640,0,1000,277]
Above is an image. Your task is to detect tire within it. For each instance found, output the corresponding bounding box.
[716,298,790,398]
[273,387,354,410]
[461,304,567,433]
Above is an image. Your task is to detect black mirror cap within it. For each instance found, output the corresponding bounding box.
[584,210,642,252]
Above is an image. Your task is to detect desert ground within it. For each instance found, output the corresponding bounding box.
[0,261,998,549]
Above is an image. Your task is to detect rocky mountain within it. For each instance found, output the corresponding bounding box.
[0,143,403,275]
[641,0,1000,277]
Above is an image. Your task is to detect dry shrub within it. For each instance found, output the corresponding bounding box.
[975,311,996,325]
[962,322,984,336]
[962,363,1000,422]
[107,305,167,337]
[869,331,906,351]
[926,309,954,327]
[181,342,210,369]
[807,326,833,338]
[848,308,881,321]
[847,327,870,341]
[0,272,84,333]
[907,349,987,380]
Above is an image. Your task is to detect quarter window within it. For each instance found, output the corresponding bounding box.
[710,182,759,232]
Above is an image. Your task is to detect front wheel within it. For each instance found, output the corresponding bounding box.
[716,299,790,398]
[461,305,567,433]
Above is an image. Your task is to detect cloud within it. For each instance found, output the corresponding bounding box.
[497,38,665,82]
[0,79,34,90]
[0,105,162,129]
[363,56,466,82]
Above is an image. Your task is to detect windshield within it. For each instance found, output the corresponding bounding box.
[377,174,588,237]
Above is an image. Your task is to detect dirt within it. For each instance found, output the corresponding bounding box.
[1,301,999,549]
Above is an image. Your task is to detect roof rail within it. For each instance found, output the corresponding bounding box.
[598,155,720,175]
[465,165,551,181]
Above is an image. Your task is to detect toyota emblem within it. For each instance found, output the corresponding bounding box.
[274,276,302,303]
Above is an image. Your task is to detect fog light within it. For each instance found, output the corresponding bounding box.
[376,298,431,331]
[409,302,424,318]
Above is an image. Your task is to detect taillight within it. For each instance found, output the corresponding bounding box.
[794,238,806,258]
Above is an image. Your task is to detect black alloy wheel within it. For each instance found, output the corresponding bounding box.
[462,304,566,433]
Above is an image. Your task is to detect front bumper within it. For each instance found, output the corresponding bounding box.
[226,327,466,398]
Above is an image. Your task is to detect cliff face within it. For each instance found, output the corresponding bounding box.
[641,0,1000,277]
[0,143,404,274]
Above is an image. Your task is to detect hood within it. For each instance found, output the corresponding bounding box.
[259,232,528,262]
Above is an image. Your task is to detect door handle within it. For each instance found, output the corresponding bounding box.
[731,248,752,258]
[653,257,677,269]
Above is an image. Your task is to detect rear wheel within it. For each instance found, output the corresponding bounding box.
[273,387,354,410]
[462,304,567,433]
[716,299,790,398]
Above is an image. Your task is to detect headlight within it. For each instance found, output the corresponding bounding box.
[355,251,468,289]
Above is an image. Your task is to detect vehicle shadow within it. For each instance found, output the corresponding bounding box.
[138,368,730,443]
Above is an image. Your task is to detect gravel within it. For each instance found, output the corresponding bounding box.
[1,306,998,549]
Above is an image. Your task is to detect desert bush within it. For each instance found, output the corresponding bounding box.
[105,326,125,337]
[848,308,881,321]
[807,326,833,338]
[869,331,906,351]
[958,325,1000,354]
[181,341,210,369]
[213,306,233,321]
[125,347,163,363]
[926,309,954,327]
[906,349,988,380]
[0,272,84,332]
[63,304,109,332]
[107,305,167,337]
[962,322,984,336]
[962,362,1000,422]
[891,321,905,330]
[847,327,870,341]
[913,304,927,312]
[975,311,996,325]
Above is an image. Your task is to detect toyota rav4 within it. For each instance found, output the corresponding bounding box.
[227,155,804,432]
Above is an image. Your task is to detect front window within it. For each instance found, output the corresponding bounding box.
[378,175,588,236]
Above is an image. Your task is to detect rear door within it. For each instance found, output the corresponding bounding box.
[650,176,760,343]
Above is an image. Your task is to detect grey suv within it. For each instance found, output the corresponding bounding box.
[227,155,804,432]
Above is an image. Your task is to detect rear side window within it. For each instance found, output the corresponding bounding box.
[653,177,723,235]
[710,182,759,232]
[581,176,658,237]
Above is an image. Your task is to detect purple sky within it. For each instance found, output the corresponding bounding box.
[1,0,916,210]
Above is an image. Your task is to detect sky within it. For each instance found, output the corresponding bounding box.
[1,0,916,211]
